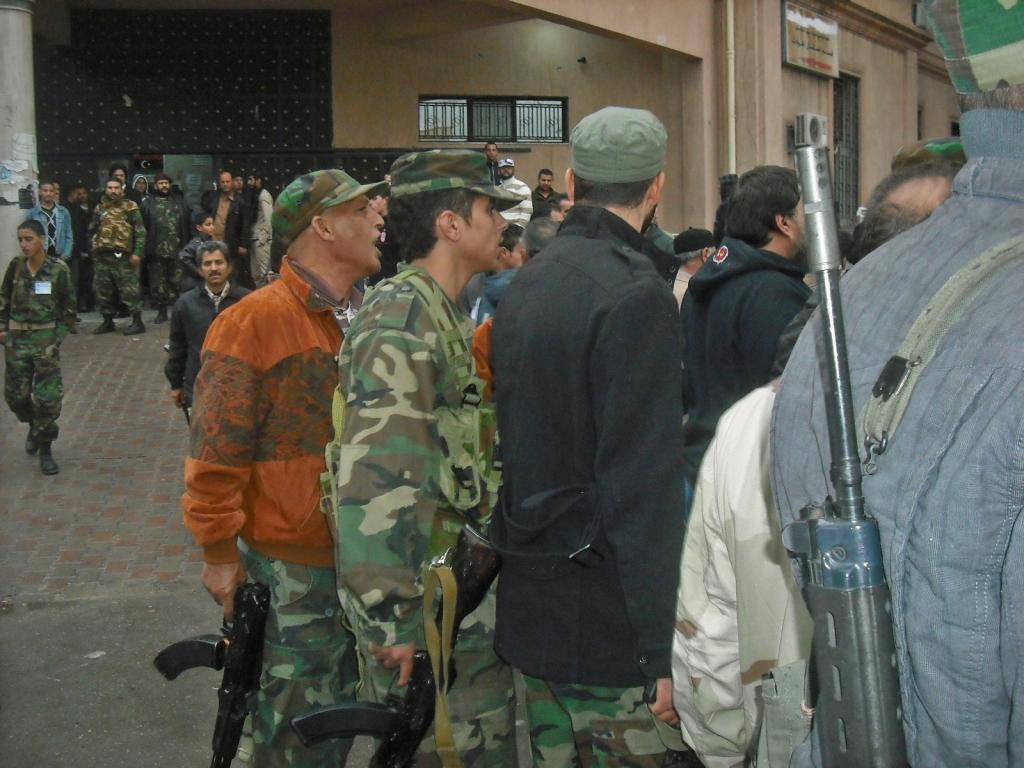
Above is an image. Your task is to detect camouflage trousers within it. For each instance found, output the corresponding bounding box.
[148,253,182,308]
[4,330,63,442]
[240,546,359,768]
[522,674,667,768]
[93,250,142,314]
[351,625,517,766]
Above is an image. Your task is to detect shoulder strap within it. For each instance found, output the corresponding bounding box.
[862,234,1024,473]
[392,269,475,387]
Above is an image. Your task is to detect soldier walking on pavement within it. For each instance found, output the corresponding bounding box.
[182,168,387,767]
[490,107,685,766]
[329,149,523,766]
[141,172,191,324]
[0,220,76,475]
[88,177,147,335]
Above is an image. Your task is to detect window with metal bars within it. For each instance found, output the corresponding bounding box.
[833,75,860,230]
[418,96,568,143]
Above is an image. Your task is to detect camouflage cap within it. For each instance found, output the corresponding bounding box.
[388,150,525,211]
[570,106,667,183]
[923,0,1024,94]
[272,168,387,249]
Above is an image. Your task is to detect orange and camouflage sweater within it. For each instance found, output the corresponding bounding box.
[182,257,342,567]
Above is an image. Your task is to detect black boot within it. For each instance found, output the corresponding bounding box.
[93,315,116,334]
[25,432,38,455]
[39,443,59,475]
[153,305,168,324]
[122,311,146,335]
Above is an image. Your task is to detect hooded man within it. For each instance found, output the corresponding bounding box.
[679,165,810,504]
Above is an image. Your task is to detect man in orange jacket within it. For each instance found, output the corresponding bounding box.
[182,168,386,767]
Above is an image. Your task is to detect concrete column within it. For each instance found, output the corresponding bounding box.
[0,0,37,278]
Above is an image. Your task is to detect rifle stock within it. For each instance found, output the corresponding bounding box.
[154,581,270,768]
[290,527,500,767]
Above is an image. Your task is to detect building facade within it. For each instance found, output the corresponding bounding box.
[0,0,957,274]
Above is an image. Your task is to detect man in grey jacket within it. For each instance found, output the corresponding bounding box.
[771,1,1024,765]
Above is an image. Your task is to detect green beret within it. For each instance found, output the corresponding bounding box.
[570,107,668,183]
[389,149,525,211]
[272,169,387,250]
[923,0,1024,94]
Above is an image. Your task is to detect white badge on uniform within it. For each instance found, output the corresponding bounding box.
[34,281,52,295]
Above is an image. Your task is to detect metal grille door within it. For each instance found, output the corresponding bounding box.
[833,75,860,229]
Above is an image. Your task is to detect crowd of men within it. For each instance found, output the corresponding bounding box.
[19,165,274,335]
[2,1,1020,765]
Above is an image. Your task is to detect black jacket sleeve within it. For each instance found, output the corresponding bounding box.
[165,296,187,389]
[589,277,686,679]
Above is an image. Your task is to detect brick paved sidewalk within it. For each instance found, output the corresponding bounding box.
[0,311,203,602]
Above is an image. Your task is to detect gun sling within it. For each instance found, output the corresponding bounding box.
[862,234,1024,472]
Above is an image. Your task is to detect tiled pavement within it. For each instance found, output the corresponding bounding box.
[0,311,530,767]
[0,311,203,602]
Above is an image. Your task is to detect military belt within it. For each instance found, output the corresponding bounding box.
[8,320,57,331]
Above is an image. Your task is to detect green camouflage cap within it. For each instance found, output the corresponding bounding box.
[923,0,1024,94]
[388,150,525,211]
[272,168,387,249]
[570,106,667,183]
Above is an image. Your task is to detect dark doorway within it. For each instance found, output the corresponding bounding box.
[35,8,333,193]
[833,74,860,230]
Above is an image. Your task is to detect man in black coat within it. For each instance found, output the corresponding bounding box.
[200,170,253,288]
[491,106,684,766]
[165,240,249,410]
[679,165,810,504]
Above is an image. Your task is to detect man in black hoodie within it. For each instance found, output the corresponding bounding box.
[680,165,810,504]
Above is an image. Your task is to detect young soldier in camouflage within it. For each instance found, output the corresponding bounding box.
[330,149,524,766]
[0,220,76,475]
[141,172,191,324]
[88,177,147,335]
[183,168,386,768]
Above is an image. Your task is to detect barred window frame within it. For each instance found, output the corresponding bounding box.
[418,95,568,144]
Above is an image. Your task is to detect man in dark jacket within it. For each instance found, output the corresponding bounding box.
[165,240,249,409]
[679,165,809,501]
[200,170,252,288]
[491,106,683,766]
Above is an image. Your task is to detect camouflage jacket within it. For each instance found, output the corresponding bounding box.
[88,195,146,257]
[332,265,492,650]
[0,255,76,339]
[141,193,191,259]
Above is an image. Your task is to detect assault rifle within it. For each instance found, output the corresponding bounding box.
[291,526,500,768]
[154,582,270,768]
[781,144,906,766]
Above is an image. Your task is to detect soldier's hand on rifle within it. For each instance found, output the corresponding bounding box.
[129,254,141,267]
[202,561,248,621]
[648,677,679,726]
[368,641,416,687]
[170,389,185,407]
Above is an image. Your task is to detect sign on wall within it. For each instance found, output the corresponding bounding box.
[783,3,839,79]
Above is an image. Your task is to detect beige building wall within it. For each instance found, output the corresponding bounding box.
[331,10,704,231]
[920,66,962,140]
[66,0,954,232]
